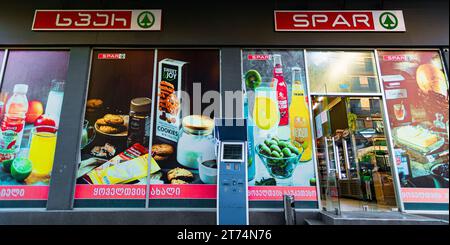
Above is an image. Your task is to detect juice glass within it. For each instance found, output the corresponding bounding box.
[28,126,57,176]
[252,87,280,137]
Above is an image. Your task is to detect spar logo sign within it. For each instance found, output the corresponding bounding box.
[379,12,398,30]
[32,9,162,31]
[274,10,406,32]
[137,11,155,29]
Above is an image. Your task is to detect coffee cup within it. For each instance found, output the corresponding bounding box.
[199,160,217,184]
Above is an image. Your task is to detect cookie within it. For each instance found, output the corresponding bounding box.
[152,144,174,156]
[96,118,107,126]
[103,114,124,125]
[153,155,169,161]
[167,167,194,182]
[171,179,189,184]
[98,125,121,134]
[86,98,103,109]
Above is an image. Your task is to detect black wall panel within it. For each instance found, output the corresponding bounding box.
[0,0,448,47]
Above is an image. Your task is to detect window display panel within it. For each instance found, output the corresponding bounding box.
[75,50,155,208]
[0,50,69,207]
[149,49,220,207]
[378,50,449,211]
[242,50,318,208]
[307,51,380,94]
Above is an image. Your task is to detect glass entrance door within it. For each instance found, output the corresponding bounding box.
[313,95,398,213]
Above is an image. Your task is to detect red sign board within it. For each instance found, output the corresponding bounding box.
[32,10,162,31]
[0,186,49,200]
[247,54,271,60]
[274,10,405,32]
[97,53,126,60]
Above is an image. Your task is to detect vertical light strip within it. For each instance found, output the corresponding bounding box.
[145,49,159,208]
[438,49,450,92]
[219,49,223,118]
[303,49,322,210]
[373,49,405,212]
[438,49,450,141]
[239,49,245,120]
[0,49,9,92]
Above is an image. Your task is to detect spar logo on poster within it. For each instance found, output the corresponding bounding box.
[274,10,406,32]
[32,10,162,31]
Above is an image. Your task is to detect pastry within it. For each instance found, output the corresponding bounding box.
[167,167,194,183]
[91,146,107,157]
[90,143,117,158]
[152,144,174,156]
[103,114,125,125]
[86,99,103,112]
[153,155,169,161]
[98,125,121,134]
[95,114,127,134]
[171,179,189,184]
[95,118,107,126]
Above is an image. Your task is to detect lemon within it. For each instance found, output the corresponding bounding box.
[300,147,312,162]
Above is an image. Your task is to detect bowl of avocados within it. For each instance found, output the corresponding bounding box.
[256,136,303,179]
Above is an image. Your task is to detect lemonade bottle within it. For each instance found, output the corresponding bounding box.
[289,68,312,162]
[0,84,29,161]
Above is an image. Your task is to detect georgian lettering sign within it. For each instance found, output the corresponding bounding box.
[32,10,162,31]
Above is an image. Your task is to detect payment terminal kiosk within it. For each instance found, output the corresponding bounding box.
[215,118,248,225]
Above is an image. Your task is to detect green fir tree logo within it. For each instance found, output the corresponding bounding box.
[137,11,155,29]
[379,12,399,30]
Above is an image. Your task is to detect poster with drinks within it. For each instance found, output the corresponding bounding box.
[149,49,220,207]
[378,50,449,209]
[242,50,317,208]
[75,50,155,207]
[0,50,69,207]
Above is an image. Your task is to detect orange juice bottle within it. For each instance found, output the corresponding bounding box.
[289,68,312,162]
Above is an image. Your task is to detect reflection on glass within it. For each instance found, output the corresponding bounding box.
[307,51,380,94]
[313,95,397,212]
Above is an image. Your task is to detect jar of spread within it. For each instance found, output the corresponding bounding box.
[177,115,215,169]
[127,97,151,147]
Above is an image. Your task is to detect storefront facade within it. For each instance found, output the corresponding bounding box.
[0,0,448,224]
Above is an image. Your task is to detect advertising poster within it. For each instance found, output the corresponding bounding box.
[149,49,220,207]
[0,50,69,207]
[75,50,155,207]
[242,50,317,208]
[378,51,449,210]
